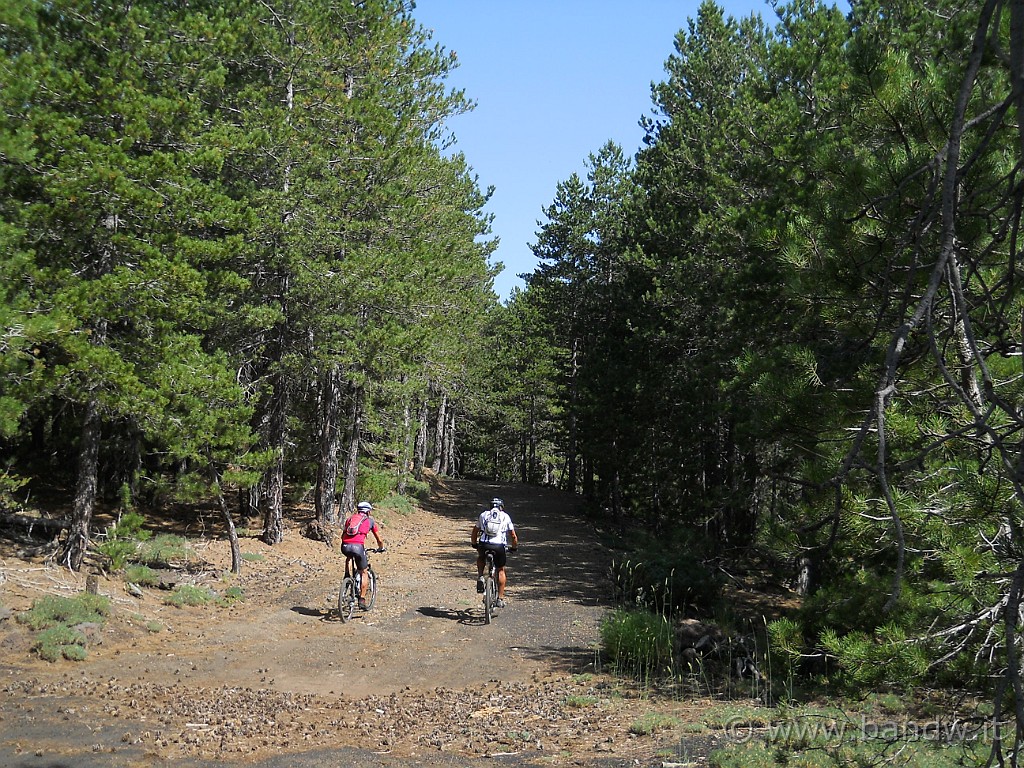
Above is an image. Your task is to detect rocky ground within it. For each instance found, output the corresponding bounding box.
[0,478,764,767]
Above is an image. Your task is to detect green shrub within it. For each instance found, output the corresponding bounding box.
[354,466,394,504]
[17,593,110,630]
[0,468,29,511]
[221,586,244,604]
[18,593,109,663]
[137,534,195,566]
[95,511,151,571]
[820,623,930,689]
[611,548,722,615]
[383,492,415,516]
[34,625,88,662]
[164,584,215,607]
[766,617,804,695]
[124,564,161,586]
[404,478,431,502]
[601,608,674,679]
[629,712,681,735]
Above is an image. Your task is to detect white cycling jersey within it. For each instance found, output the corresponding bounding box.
[477,507,514,547]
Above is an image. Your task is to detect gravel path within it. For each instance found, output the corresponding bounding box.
[0,479,729,767]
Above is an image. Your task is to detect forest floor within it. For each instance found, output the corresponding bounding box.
[0,477,775,768]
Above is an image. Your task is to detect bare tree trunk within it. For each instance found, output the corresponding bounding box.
[314,364,343,525]
[431,391,447,474]
[340,386,364,516]
[566,337,579,493]
[209,463,242,574]
[440,407,456,477]
[413,397,429,479]
[63,397,101,571]
[397,391,412,494]
[528,394,537,483]
[261,374,287,545]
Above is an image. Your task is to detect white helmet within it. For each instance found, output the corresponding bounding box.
[356,501,373,512]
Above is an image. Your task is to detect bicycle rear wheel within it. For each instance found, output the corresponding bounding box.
[365,568,378,611]
[338,577,356,622]
[483,575,495,624]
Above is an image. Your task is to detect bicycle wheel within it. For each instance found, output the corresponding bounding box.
[338,577,356,623]
[483,574,495,624]
[365,568,378,611]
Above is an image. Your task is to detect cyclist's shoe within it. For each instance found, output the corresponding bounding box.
[358,598,368,610]
[495,598,507,609]
[476,577,485,593]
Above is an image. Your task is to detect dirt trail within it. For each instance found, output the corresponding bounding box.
[0,479,727,767]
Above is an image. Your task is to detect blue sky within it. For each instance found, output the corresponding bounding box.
[411,0,780,299]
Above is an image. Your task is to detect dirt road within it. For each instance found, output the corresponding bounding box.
[0,479,724,767]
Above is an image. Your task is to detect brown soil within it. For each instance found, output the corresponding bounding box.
[0,478,761,767]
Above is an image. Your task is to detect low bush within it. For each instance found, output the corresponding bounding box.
[124,564,161,586]
[629,712,681,735]
[17,593,110,630]
[34,625,88,662]
[95,511,151,571]
[611,546,722,616]
[164,584,215,607]
[137,534,195,566]
[600,608,674,680]
[404,478,431,502]
[355,465,394,504]
[17,593,110,663]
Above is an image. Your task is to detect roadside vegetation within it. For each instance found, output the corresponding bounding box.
[3,0,1023,765]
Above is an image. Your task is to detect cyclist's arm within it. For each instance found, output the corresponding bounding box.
[508,528,519,549]
[471,524,482,547]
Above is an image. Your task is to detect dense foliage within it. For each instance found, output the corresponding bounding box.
[0,0,497,568]
[486,0,1024,758]
[8,0,1024,756]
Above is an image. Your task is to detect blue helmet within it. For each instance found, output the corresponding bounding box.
[491,498,503,508]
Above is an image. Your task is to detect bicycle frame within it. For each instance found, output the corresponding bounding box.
[338,548,378,622]
[482,550,497,624]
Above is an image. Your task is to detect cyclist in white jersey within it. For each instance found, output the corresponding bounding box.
[472,498,518,608]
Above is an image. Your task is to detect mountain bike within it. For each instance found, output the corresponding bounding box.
[476,545,515,624]
[481,549,498,623]
[338,547,383,623]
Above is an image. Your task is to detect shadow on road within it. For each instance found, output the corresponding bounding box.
[416,605,482,625]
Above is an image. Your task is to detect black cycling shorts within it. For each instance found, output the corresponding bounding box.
[341,543,369,570]
[477,541,507,569]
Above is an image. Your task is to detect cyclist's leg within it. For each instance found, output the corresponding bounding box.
[492,546,509,598]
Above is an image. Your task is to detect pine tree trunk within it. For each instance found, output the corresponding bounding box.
[566,337,580,493]
[528,394,538,483]
[314,364,343,525]
[431,391,447,474]
[64,397,101,571]
[413,397,429,478]
[340,386,364,516]
[261,374,287,545]
[441,407,455,476]
[397,392,412,494]
[210,465,242,574]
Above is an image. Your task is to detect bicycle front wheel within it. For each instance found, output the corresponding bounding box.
[338,577,356,623]
[364,568,378,611]
[483,576,495,624]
